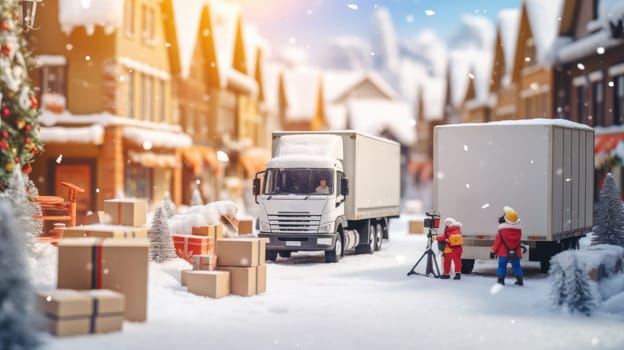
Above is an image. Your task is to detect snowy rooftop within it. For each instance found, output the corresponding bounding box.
[244,24,271,77]
[261,62,284,111]
[58,0,124,35]
[497,9,520,85]
[283,66,321,121]
[347,99,416,145]
[421,76,446,121]
[171,0,205,78]
[524,0,564,65]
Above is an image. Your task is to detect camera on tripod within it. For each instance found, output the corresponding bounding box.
[424,210,440,230]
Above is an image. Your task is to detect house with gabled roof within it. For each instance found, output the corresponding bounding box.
[278,66,325,131]
[489,9,521,121]
[443,51,472,124]
[555,0,624,195]
[511,0,563,119]
[28,0,190,213]
[462,50,494,123]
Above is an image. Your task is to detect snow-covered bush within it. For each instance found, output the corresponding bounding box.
[549,245,624,316]
[168,201,239,236]
[0,171,38,254]
[592,173,624,247]
[0,200,41,349]
[149,205,177,263]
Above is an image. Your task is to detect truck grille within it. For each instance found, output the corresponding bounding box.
[268,212,321,233]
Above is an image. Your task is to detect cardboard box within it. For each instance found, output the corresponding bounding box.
[192,225,223,239]
[61,225,148,239]
[258,238,267,266]
[409,220,424,234]
[216,238,259,267]
[256,265,267,294]
[103,199,147,227]
[37,289,124,336]
[218,266,256,296]
[180,269,193,286]
[187,271,230,298]
[172,234,215,261]
[192,254,217,271]
[57,238,149,322]
[238,219,254,235]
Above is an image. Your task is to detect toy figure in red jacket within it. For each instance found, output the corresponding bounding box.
[436,217,464,280]
[490,206,524,286]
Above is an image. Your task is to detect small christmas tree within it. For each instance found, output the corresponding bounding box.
[592,173,624,247]
[548,254,567,307]
[0,0,45,191]
[190,185,203,206]
[149,205,176,263]
[0,200,41,349]
[162,191,176,218]
[564,254,596,316]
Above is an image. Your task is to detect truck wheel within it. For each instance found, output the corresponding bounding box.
[367,223,376,254]
[461,259,475,274]
[540,259,551,273]
[279,251,291,258]
[266,250,278,262]
[324,232,343,263]
[374,223,383,251]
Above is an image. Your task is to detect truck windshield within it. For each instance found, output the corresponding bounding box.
[263,168,334,195]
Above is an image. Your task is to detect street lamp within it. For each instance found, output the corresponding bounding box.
[19,0,42,32]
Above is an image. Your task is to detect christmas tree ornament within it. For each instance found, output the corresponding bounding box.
[22,163,31,174]
[17,118,24,129]
[1,107,9,118]
[29,95,37,109]
[24,123,31,131]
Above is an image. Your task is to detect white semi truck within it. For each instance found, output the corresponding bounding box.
[252,131,401,263]
[434,119,594,273]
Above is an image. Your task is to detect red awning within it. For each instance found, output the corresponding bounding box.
[595,133,624,154]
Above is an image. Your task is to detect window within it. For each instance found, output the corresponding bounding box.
[127,70,134,118]
[186,105,194,133]
[615,75,624,125]
[577,85,587,124]
[142,74,152,121]
[592,80,604,126]
[125,164,153,200]
[124,0,134,36]
[41,65,66,95]
[142,4,155,42]
[159,80,166,123]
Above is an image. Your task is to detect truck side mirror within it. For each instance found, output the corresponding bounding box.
[341,177,349,196]
[252,178,260,196]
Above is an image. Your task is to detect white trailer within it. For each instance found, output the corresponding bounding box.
[253,131,401,263]
[433,119,594,273]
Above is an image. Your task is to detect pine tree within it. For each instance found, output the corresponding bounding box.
[0,200,41,349]
[190,185,203,206]
[0,170,36,253]
[0,0,44,191]
[592,173,624,247]
[149,205,176,263]
[564,254,596,316]
[548,253,567,307]
[162,191,176,218]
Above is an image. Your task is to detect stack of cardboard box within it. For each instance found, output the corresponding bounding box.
[215,237,267,297]
[41,198,151,338]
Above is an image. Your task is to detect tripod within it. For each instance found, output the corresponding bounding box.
[407,228,441,278]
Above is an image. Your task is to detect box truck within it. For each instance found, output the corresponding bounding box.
[252,131,401,263]
[433,119,594,273]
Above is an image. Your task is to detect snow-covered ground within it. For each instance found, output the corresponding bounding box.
[32,216,624,350]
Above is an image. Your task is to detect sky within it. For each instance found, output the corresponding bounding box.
[32,216,624,350]
[234,0,521,57]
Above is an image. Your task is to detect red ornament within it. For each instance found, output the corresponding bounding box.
[24,124,31,132]
[1,131,7,139]
[22,163,32,174]
[24,137,30,144]
[0,141,3,148]
[30,147,38,154]
[14,157,19,163]
[0,22,8,31]
[30,96,38,109]
[1,108,9,118]
[1,43,11,56]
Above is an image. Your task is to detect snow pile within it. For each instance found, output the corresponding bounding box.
[167,201,239,236]
[58,0,123,35]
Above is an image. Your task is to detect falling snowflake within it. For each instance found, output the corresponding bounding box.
[468,73,475,79]
[608,81,614,87]
[597,46,605,54]
[481,203,490,209]
[347,4,358,10]
[425,10,435,16]
[463,145,468,151]
[406,15,414,23]
[306,9,312,15]
[577,63,585,70]
[465,184,470,189]
[524,57,531,62]
[56,154,63,164]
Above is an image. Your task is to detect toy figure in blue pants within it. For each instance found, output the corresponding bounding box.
[489,206,524,286]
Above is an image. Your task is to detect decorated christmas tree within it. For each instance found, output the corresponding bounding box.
[0,0,44,191]
[592,173,624,247]
[149,204,177,263]
[0,200,41,349]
